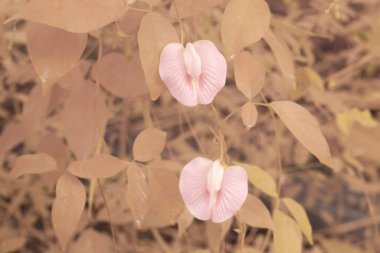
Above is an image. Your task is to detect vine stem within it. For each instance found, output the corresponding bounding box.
[259,93,283,192]
[97,179,118,251]
[210,103,228,164]
[172,0,185,44]
[181,107,207,155]
[258,93,283,253]
[152,229,174,253]
[88,29,105,219]
[235,216,247,251]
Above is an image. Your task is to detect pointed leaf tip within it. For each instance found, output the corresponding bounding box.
[52,174,85,250]
[11,153,57,178]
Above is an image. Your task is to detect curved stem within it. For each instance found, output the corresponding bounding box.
[258,93,283,253]
[97,179,118,250]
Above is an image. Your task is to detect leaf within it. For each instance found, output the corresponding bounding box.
[52,174,86,250]
[235,162,278,197]
[347,125,380,165]
[8,0,128,33]
[239,194,273,230]
[169,0,223,18]
[270,101,333,168]
[336,108,377,135]
[21,84,50,133]
[319,238,367,253]
[239,247,260,253]
[206,219,232,253]
[27,22,87,92]
[11,153,57,178]
[61,81,108,160]
[140,0,161,6]
[177,208,194,237]
[94,52,148,99]
[117,2,146,34]
[127,164,184,228]
[263,30,295,88]
[36,133,70,170]
[133,127,167,162]
[138,13,179,100]
[143,166,184,227]
[68,229,112,253]
[282,198,313,244]
[221,0,270,58]
[0,236,26,253]
[241,102,258,129]
[296,67,324,91]
[67,154,128,179]
[273,210,302,253]
[126,163,150,227]
[234,51,265,99]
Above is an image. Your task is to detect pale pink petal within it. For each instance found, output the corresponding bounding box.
[179,157,213,220]
[193,40,227,105]
[159,43,198,107]
[211,166,248,223]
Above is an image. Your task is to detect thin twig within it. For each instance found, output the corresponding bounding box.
[97,179,118,251]
[152,229,173,253]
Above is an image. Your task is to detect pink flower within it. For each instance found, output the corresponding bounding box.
[159,40,227,107]
[179,157,248,223]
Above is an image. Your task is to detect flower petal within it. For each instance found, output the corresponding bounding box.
[179,157,213,220]
[183,43,202,80]
[193,40,227,104]
[211,166,248,223]
[159,43,198,106]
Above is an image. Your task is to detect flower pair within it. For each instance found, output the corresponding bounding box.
[160,41,247,222]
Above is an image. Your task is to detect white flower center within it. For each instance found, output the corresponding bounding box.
[183,43,202,90]
[207,160,224,206]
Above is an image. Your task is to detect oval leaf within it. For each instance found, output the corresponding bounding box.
[282,198,313,244]
[11,153,57,178]
[95,52,148,99]
[61,81,108,160]
[68,154,128,179]
[169,0,223,18]
[221,0,270,58]
[138,13,179,100]
[52,174,86,250]
[133,127,167,162]
[263,30,295,89]
[241,102,258,129]
[126,163,150,227]
[206,219,233,253]
[239,194,273,229]
[320,238,367,253]
[27,22,87,92]
[270,101,333,168]
[36,133,70,170]
[21,84,50,133]
[0,237,26,253]
[177,208,194,237]
[8,0,128,33]
[273,210,302,253]
[234,51,265,99]
[68,229,112,253]
[127,164,184,228]
[144,166,184,227]
[235,162,278,197]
